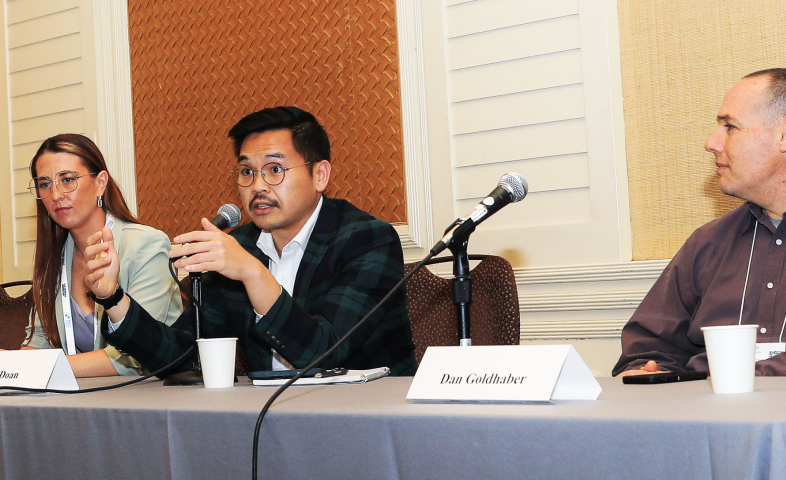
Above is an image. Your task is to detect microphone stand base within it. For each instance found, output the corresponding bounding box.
[162,369,240,386]
[163,369,204,386]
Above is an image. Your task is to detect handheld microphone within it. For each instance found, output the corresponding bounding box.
[209,204,242,230]
[173,203,242,386]
[431,173,528,255]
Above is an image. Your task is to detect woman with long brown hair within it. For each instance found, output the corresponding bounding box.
[25,133,182,377]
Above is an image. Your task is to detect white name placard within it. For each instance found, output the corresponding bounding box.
[0,350,79,391]
[406,345,601,403]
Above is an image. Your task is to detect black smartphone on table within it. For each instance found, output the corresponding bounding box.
[247,368,348,380]
[622,371,708,384]
[247,368,326,380]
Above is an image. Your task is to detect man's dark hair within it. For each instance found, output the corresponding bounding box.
[228,106,330,166]
[744,68,786,124]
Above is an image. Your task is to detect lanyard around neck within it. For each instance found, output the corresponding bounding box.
[60,214,115,355]
[738,220,786,343]
[738,221,757,327]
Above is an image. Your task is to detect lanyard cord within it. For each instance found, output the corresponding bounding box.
[60,214,116,354]
[738,221,757,326]
[780,311,786,343]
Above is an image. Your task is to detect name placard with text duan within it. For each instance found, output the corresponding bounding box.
[0,349,78,391]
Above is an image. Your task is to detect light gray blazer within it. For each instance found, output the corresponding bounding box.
[25,217,183,375]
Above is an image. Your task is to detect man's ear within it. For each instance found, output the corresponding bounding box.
[777,118,786,154]
[313,160,331,193]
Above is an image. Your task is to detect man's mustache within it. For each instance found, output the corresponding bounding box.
[249,194,281,210]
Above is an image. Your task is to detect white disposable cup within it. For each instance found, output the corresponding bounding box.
[197,338,238,389]
[702,325,758,394]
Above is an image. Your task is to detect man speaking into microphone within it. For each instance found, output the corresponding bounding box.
[83,106,417,376]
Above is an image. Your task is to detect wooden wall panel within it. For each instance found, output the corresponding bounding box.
[128,0,406,237]
[0,1,89,281]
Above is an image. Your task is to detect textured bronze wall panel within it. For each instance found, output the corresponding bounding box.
[128,0,406,238]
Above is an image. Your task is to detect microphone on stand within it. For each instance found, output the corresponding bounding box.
[164,204,242,386]
[429,173,528,346]
[431,173,528,256]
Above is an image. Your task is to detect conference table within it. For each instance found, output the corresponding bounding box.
[1,375,785,480]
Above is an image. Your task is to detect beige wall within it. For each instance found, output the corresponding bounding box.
[619,0,786,260]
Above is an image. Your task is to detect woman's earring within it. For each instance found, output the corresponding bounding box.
[97,195,103,208]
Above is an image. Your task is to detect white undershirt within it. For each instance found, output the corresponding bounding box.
[255,196,323,370]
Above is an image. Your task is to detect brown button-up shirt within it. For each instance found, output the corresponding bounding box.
[613,203,786,376]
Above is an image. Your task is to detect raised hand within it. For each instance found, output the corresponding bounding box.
[171,218,281,315]
[84,226,120,299]
[170,218,264,283]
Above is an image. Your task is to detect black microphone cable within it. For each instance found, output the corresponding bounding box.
[251,251,437,480]
[0,346,195,395]
[0,259,200,395]
[250,173,528,478]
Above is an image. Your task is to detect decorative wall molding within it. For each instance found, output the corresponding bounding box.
[520,320,629,340]
[92,0,137,215]
[514,259,670,285]
[395,0,434,252]
[516,259,667,339]
[394,224,420,249]
[519,289,649,312]
[0,1,13,282]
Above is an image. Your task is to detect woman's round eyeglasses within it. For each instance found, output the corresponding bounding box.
[28,171,97,199]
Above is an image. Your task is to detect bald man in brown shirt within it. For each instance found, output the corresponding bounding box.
[615,68,786,377]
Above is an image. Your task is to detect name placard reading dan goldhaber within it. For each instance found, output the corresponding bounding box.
[406,345,601,403]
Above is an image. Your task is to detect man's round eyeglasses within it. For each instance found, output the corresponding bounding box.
[230,162,313,187]
[28,171,98,200]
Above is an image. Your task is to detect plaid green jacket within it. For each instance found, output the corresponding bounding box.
[102,197,417,376]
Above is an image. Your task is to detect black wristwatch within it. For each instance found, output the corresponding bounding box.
[91,285,125,310]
